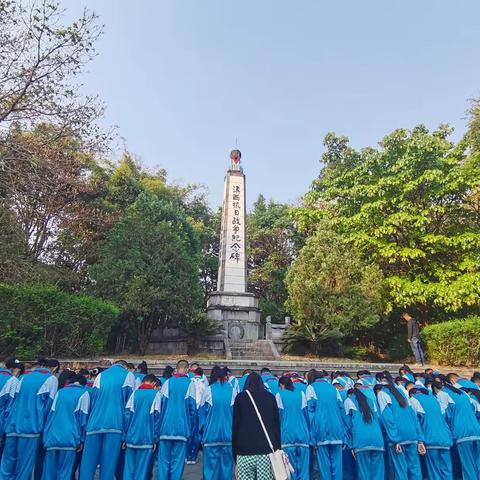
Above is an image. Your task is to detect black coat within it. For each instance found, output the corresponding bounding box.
[232,389,281,456]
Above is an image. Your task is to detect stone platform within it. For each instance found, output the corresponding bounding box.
[61,357,405,377]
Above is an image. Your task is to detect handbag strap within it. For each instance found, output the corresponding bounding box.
[246,389,275,454]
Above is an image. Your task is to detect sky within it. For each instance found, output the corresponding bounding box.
[63,1,480,209]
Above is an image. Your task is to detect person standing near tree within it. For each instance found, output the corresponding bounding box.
[402,312,425,366]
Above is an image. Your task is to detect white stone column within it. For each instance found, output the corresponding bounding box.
[217,157,247,293]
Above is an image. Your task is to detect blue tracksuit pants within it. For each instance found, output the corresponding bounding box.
[424,448,452,480]
[456,441,480,480]
[186,423,200,463]
[202,445,233,480]
[158,440,187,480]
[79,432,122,480]
[388,443,421,480]
[316,444,342,480]
[0,435,41,480]
[42,449,77,480]
[284,446,309,480]
[355,450,385,480]
[123,447,153,480]
[342,447,355,480]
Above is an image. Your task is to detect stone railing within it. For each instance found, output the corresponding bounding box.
[265,316,290,353]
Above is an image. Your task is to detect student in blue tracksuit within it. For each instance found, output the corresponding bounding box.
[186,367,208,464]
[122,374,162,480]
[158,360,197,480]
[375,373,426,480]
[356,371,377,402]
[261,368,279,395]
[198,367,236,480]
[409,387,453,480]
[0,358,59,480]
[344,388,388,480]
[159,366,173,387]
[79,359,135,480]
[287,372,308,394]
[42,374,90,480]
[276,376,310,480]
[434,382,480,480]
[0,359,19,459]
[238,370,252,392]
[133,361,149,390]
[306,371,345,480]
[225,367,239,394]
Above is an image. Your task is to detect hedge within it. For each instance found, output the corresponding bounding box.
[0,284,119,359]
[422,316,480,366]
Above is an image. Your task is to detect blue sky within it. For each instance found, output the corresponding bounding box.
[65,1,480,209]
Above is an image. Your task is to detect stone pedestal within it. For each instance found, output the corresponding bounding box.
[207,291,261,341]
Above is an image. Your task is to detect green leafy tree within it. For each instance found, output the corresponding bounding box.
[284,226,384,354]
[247,195,302,321]
[90,193,206,354]
[295,126,480,320]
[0,284,118,358]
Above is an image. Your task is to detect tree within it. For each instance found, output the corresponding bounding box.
[0,0,103,140]
[284,226,384,355]
[295,126,480,320]
[90,193,205,354]
[247,195,301,321]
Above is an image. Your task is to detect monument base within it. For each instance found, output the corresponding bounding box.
[207,291,262,341]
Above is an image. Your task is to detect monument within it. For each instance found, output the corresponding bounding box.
[207,150,262,341]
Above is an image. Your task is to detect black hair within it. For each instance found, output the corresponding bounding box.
[4,358,18,370]
[142,374,160,387]
[431,380,444,395]
[351,388,373,423]
[242,369,253,376]
[306,369,318,385]
[137,361,148,375]
[464,388,480,404]
[223,366,232,374]
[311,370,326,382]
[163,365,174,379]
[472,372,480,380]
[90,367,104,376]
[357,370,371,378]
[261,367,271,374]
[194,367,204,377]
[69,374,87,387]
[409,387,427,396]
[405,381,414,390]
[13,362,24,375]
[446,373,459,384]
[395,376,407,385]
[377,371,408,408]
[400,364,414,375]
[35,357,47,367]
[176,360,189,370]
[58,369,75,389]
[113,359,128,367]
[190,362,200,368]
[244,372,265,393]
[210,366,228,385]
[425,368,434,375]
[126,363,135,370]
[77,368,89,376]
[279,376,294,391]
[443,382,463,395]
[45,359,60,371]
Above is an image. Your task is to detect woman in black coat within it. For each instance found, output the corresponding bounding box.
[232,372,281,479]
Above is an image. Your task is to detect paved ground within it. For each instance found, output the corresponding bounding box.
[183,458,203,479]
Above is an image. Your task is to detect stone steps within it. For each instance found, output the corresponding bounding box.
[228,339,278,361]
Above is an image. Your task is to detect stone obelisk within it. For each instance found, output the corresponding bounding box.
[207,150,261,341]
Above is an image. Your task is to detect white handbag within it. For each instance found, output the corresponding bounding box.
[246,390,294,480]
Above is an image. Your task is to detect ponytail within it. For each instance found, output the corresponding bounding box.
[352,388,373,424]
[379,371,408,408]
[279,376,294,392]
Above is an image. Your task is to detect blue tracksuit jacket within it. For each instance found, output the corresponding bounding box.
[376,388,423,445]
[442,389,480,443]
[262,374,279,395]
[4,368,58,437]
[159,374,197,442]
[343,395,384,452]
[43,384,90,450]
[276,389,309,448]
[123,386,162,448]
[85,364,135,435]
[199,381,236,447]
[0,370,18,439]
[306,379,345,446]
[410,391,452,448]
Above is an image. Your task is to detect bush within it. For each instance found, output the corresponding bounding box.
[0,284,119,359]
[422,317,480,366]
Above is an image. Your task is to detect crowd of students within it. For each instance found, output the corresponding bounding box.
[0,357,479,480]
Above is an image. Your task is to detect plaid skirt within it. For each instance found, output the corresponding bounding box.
[237,454,274,480]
